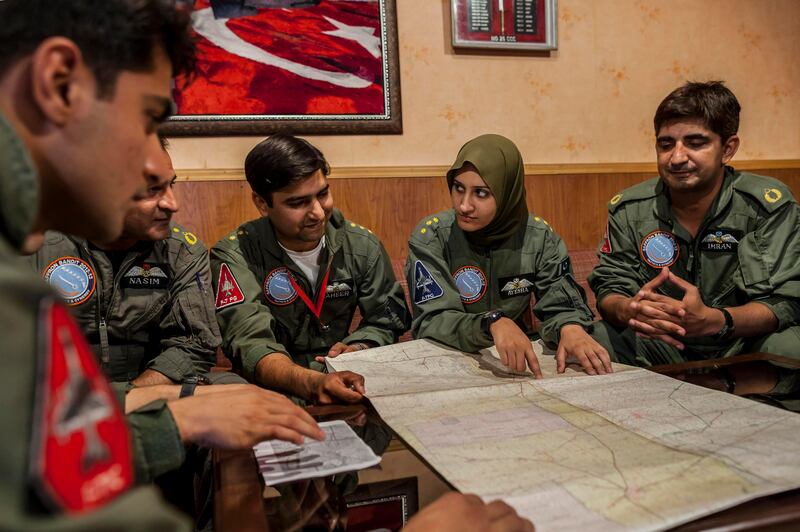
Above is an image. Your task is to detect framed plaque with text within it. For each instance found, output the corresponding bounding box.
[451,0,557,51]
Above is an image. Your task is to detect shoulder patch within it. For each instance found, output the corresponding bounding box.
[43,257,96,306]
[215,263,245,309]
[32,299,133,513]
[532,216,553,231]
[413,261,443,304]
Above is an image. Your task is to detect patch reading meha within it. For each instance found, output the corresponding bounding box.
[700,229,741,252]
[121,263,169,289]
[413,261,443,304]
[499,273,535,299]
[263,267,297,306]
[43,257,96,306]
[452,266,486,304]
[640,230,679,268]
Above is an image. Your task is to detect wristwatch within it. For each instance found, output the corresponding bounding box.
[481,309,506,337]
[179,374,211,398]
[711,308,735,341]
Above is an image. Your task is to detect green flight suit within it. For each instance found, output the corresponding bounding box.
[406,134,595,353]
[588,167,800,407]
[210,209,410,382]
[0,115,189,528]
[28,227,219,386]
[407,211,595,351]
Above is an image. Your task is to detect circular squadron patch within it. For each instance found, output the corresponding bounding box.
[640,230,679,268]
[43,257,96,306]
[263,267,297,306]
[452,266,486,304]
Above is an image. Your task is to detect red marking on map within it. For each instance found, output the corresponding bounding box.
[216,263,245,309]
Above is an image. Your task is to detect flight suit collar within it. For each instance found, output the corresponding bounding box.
[654,167,735,240]
[0,113,39,251]
[260,208,346,265]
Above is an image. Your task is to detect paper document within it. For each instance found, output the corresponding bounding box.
[329,339,800,532]
[253,420,380,486]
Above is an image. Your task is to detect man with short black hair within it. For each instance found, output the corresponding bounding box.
[589,81,800,409]
[211,134,411,403]
[0,1,324,529]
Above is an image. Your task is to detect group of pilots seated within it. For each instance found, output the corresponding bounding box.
[32,80,800,529]
[2,2,798,531]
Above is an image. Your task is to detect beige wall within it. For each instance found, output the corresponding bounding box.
[169,0,800,172]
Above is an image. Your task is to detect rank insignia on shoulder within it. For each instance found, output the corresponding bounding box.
[32,299,133,513]
[764,188,783,204]
[215,263,245,309]
[499,273,535,299]
[122,263,170,289]
[413,261,443,304]
[263,267,297,306]
[640,230,679,268]
[43,257,96,306]
[452,266,486,304]
[699,229,741,252]
[325,280,353,300]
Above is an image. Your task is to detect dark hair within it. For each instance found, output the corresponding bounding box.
[0,0,196,98]
[245,134,330,206]
[654,81,741,141]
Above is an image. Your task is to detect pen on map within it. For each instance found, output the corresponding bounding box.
[195,272,206,293]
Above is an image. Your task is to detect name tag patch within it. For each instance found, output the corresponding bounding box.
[121,263,170,289]
[499,273,535,299]
[325,280,353,299]
[700,229,741,252]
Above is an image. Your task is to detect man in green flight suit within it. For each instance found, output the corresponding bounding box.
[27,138,247,528]
[211,134,411,403]
[589,81,800,409]
[28,138,240,390]
[0,1,325,529]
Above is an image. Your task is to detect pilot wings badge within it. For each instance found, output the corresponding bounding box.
[499,274,535,299]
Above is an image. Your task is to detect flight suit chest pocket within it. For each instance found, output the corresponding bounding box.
[737,232,771,288]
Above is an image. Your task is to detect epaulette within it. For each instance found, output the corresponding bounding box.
[169,223,205,253]
[412,214,445,242]
[731,171,795,213]
[345,220,376,238]
[607,177,660,213]
[529,214,553,232]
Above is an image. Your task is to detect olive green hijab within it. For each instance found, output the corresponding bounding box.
[446,134,528,247]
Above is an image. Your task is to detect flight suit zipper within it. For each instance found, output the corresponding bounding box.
[94,250,140,368]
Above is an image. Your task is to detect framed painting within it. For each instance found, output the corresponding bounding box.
[451,0,557,51]
[163,0,401,136]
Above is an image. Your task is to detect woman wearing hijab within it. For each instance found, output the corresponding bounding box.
[406,134,612,377]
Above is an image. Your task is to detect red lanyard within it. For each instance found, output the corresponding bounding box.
[288,265,331,321]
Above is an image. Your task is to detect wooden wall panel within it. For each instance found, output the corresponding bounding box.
[173,168,800,259]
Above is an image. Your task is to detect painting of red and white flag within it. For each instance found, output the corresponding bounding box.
[166,0,401,135]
